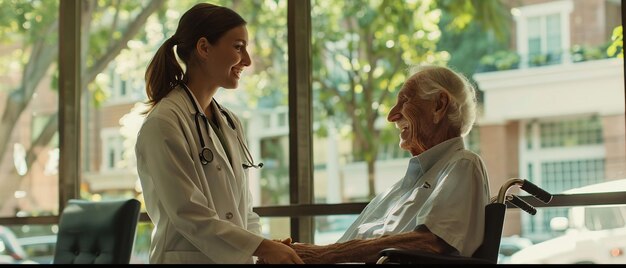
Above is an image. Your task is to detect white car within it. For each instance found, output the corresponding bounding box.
[17,235,57,264]
[509,179,626,264]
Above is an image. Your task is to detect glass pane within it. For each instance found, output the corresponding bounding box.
[0,0,60,217]
[474,0,625,264]
[311,0,448,204]
[310,2,624,264]
[504,181,626,264]
[260,217,290,241]
[131,222,153,264]
[2,224,57,264]
[546,13,561,63]
[79,0,289,209]
[527,16,542,57]
[314,215,358,245]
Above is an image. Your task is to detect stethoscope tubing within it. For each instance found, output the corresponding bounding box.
[178,81,261,169]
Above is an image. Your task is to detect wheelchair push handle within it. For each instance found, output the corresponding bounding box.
[520,180,553,204]
[507,195,537,215]
[496,178,553,205]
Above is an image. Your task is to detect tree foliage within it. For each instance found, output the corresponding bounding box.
[608,25,623,58]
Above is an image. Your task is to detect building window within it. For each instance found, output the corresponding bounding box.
[278,111,287,127]
[539,117,603,148]
[104,64,143,105]
[527,13,562,66]
[100,129,124,171]
[513,0,573,67]
[521,115,606,241]
[541,159,605,194]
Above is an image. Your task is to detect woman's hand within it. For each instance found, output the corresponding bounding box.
[254,239,304,264]
[256,238,294,264]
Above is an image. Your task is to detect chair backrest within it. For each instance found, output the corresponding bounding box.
[53,198,141,264]
[470,203,507,263]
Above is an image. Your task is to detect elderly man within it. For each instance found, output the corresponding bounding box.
[290,65,491,264]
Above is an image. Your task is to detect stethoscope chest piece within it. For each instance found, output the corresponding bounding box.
[179,81,261,169]
[200,147,214,165]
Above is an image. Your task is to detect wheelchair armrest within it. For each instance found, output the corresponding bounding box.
[377,248,495,264]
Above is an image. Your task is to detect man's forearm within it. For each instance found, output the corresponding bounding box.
[293,230,450,264]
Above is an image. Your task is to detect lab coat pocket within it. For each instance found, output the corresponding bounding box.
[162,251,210,264]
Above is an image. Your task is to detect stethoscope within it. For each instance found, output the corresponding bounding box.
[178,81,263,169]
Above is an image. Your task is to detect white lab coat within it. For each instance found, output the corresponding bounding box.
[135,85,264,264]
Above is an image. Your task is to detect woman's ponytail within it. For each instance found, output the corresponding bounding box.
[144,36,184,114]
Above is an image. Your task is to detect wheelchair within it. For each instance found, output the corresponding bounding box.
[376,178,553,264]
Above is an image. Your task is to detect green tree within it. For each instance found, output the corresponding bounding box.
[437,0,511,103]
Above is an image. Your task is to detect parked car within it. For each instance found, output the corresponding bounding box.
[509,179,626,264]
[497,235,533,264]
[18,235,57,264]
[0,226,38,264]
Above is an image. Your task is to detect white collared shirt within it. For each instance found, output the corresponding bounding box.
[336,137,490,257]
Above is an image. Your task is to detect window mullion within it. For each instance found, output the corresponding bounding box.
[287,0,313,243]
[58,0,82,212]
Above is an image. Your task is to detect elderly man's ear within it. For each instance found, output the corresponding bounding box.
[433,92,450,124]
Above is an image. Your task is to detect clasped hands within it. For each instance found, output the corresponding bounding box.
[256,237,325,264]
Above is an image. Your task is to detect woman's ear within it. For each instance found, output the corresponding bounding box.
[195,37,211,60]
[433,92,450,124]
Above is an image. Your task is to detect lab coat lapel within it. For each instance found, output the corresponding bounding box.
[208,101,244,180]
[179,85,238,180]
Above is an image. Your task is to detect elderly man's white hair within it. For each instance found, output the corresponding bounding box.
[407,64,477,136]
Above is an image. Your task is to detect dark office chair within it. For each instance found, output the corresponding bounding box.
[376,179,552,264]
[53,198,141,264]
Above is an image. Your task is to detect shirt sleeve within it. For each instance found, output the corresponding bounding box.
[136,115,263,263]
[416,156,489,256]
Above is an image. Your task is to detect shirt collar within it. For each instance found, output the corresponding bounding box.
[415,136,465,172]
[402,136,465,185]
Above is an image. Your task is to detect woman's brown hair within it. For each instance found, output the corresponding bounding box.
[143,3,246,114]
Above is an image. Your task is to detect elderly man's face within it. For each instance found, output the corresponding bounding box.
[387,78,438,156]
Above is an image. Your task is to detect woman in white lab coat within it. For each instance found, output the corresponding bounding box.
[135,3,302,264]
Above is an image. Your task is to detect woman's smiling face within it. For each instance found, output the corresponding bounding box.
[204,25,251,89]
